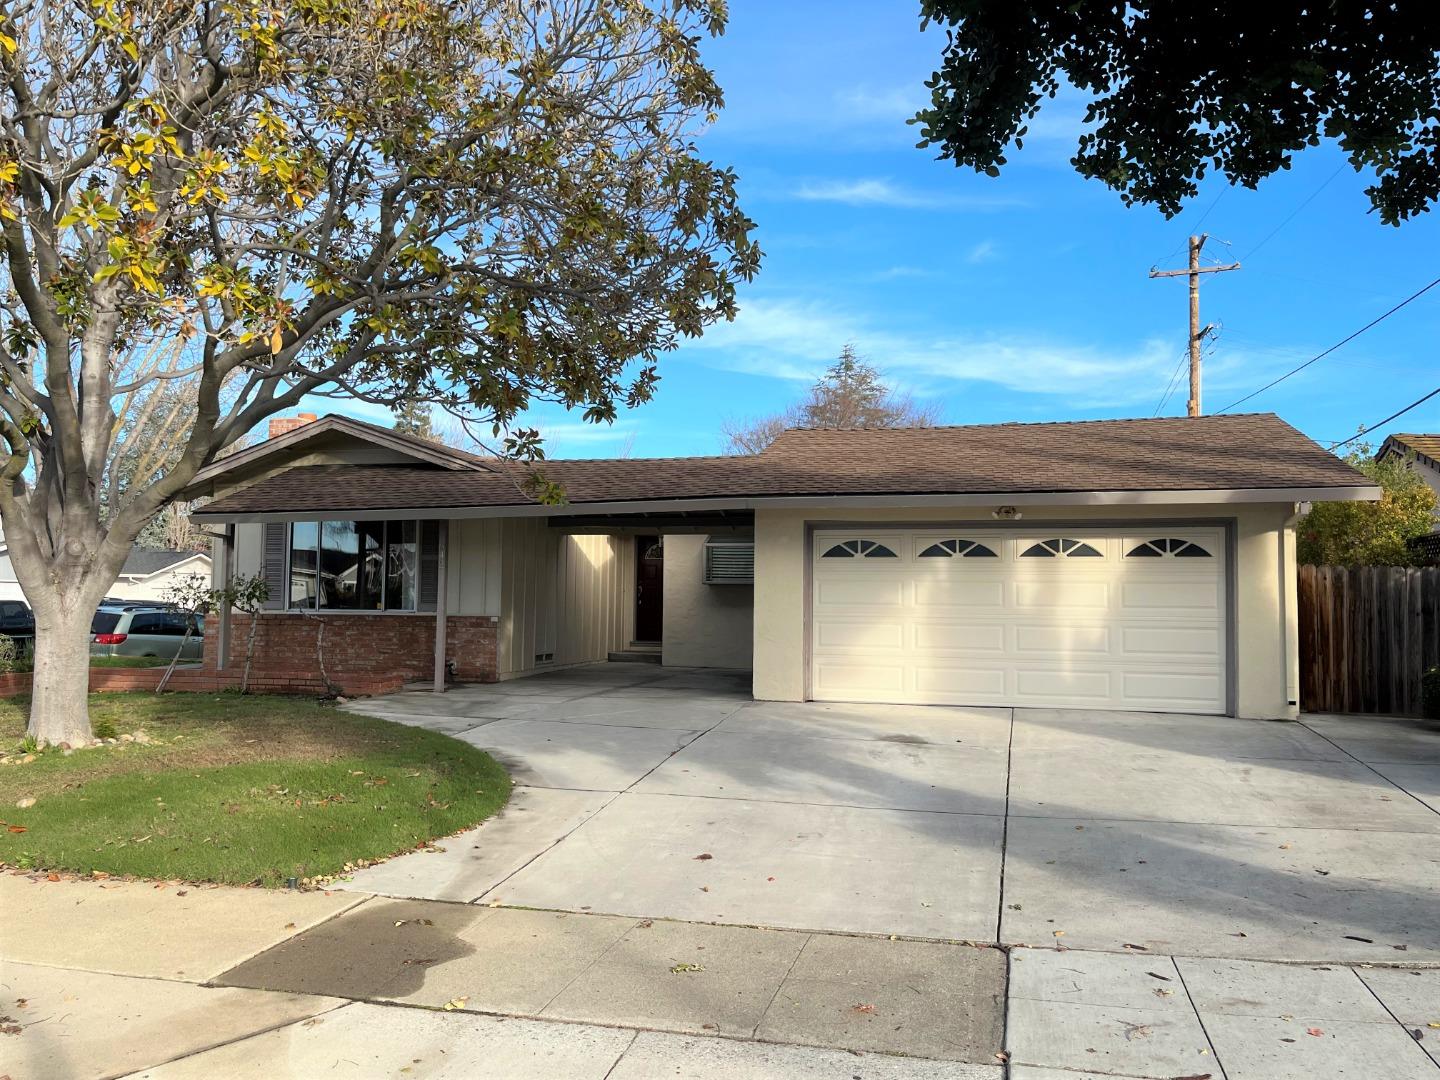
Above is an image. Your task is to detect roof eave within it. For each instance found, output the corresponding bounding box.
[189,483,1383,523]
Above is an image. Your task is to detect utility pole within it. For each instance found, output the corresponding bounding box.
[1150,235,1240,416]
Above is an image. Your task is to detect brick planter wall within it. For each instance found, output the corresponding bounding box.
[203,612,500,686]
[0,667,407,698]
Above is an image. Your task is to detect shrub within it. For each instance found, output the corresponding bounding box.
[1423,667,1440,721]
[92,719,118,741]
[0,634,16,674]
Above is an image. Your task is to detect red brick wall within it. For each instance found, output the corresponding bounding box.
[203,612,499,685]
[0,667,406,699]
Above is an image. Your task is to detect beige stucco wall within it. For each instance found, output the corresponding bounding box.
[752,502,1300,720]
[661,535,754,670]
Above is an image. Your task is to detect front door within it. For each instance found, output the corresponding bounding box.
[634,535,664,643]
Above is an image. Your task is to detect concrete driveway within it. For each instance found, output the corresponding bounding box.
[343,663,1440,963]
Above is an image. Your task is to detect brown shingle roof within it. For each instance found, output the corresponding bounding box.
[192,413,1372,517]
[1380,433,1440,466]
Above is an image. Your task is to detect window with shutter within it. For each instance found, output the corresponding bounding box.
[261,521,287,609]
[704,539,754,584]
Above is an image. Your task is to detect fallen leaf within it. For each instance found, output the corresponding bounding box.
[1123,1022,1152,1041]
[441,996,469,1011]
[45,873,58,882]
[1154,988,1175,998]
[1121,943,1149,951]
[6,825,25,834]
[1146,971,1173,982]
[852,1003,877,1014]
[1052,930,1065,937]
[1344,935,1374,943]
[1307,1027,1325,1037]
[1428,1022,1440,1029]
[670,963,704,974]
[993,1051,1010,1063]
[693,853,713,861]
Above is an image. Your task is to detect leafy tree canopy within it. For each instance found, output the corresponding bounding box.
[722,345,938,454]
[913,2,1440,223]
[0,0,759,744]
[1298,448,1437,566]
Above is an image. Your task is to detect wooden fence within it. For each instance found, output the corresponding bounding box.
[1298,564,1440,715]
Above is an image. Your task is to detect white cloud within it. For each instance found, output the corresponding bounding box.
[966,240,999,264]
[679,296,1298,411]
[835,84,925,123]
[792,178,1024,211]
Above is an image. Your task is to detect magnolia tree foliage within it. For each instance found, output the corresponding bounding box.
[1298,449,1437,567]
[0,0,759,743]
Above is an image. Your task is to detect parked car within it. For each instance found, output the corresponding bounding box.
[0,599,34,644]
[90,606,205,661]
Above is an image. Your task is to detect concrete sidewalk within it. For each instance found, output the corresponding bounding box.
[6,874,1440,1079]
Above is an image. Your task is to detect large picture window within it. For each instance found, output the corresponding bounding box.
[288,520,419,611]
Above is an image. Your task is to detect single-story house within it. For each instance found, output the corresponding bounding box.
[107,549,213,604]
[184,412,1376,719]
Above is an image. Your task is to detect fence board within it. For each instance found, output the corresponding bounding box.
[1299,564,1440,715]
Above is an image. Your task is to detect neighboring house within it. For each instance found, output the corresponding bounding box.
[0,530,23,603]
[108,549,213,603]
[1377,433,1440,513]
[184,412,1376,720]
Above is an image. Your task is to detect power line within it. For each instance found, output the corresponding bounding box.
[1329,386,1440,451]
[1152,347,1190,416]
[1240,163,1346,262]
[1216,274,1440,413]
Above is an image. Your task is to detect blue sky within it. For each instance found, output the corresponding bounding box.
[326,2,1440,459]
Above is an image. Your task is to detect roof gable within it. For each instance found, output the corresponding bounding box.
[185,414,494,498]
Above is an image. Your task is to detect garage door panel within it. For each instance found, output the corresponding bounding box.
[1015,667,1113,700]
[814,620,905,650]
[1121,581,1219,610]
[1014,624,1111,655]
[913,580,1006,609]
[913,665,1007,696]
[1121,671,1223,707]
[1013,580,1109,610]
[812,528,1226,714]
[1120,625,1221,658]
[816,578,905,606]
[912,622,1007,653]
[813,662,905,694]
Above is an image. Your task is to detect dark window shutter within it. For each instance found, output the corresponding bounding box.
[418,521,439,611]
[262,522,286,609]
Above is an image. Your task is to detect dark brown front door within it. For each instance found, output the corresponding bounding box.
[634,535,663,642]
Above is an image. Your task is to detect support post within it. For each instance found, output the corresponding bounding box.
[433,520,449,693]
[216,523,234,670]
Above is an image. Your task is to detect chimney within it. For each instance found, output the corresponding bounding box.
[268,412,318,439]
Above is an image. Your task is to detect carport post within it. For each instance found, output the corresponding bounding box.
[433,521,448,693]
[216,523,234,671]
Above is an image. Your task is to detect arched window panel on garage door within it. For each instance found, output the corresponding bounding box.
[820,539,899,559]
[917,539,999,558]
[1125,537,1213,558]
[1019,538,1104,558]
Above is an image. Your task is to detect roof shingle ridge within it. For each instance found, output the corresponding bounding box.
[773,411,1282,435]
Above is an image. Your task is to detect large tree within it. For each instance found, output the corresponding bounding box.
[0,0,758,745]
[1298,448,1436,566]
[913,2,1440,223]
[722,346,938,454]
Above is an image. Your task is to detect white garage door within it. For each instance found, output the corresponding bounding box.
[810,528,1227,714]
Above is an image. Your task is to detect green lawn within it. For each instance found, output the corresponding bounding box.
[88,655,177,668]
[0,694,511,886]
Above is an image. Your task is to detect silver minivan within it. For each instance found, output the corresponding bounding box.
[90,606,205,661]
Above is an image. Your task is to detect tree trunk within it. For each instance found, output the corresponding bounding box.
[28,602,98,747]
